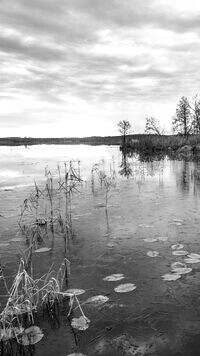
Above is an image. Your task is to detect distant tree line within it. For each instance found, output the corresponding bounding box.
[144,94,200,137]
[144,117,164,136]
[172,95,200,136]
[118,95,200,149]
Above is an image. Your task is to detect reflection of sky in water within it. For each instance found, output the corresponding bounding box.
[0,144,117,159]
[1,145,200,197]
[0,145,119,189]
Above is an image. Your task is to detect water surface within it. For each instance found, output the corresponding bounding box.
[1,145,200,355]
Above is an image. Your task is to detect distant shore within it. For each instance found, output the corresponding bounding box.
[0,134,149,147]
[0,135,122,146]
[1,135,200,160]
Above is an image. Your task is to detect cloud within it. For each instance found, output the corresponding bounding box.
[0,0,200,136]
[0,34,65,63]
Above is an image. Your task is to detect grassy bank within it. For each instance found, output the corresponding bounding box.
[125,134,200,155]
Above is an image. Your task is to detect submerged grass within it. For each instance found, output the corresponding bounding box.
[0,257,72,354]
[0,158,119,354]
[0,161,86,354]
[91,159,116,208]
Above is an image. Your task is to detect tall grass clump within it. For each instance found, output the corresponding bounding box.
[18,161,82,257]
[91,159,117,233]
[57,161,82,250]
[91,159,116,208]
[125,134,200,160]
[0,256,72,353]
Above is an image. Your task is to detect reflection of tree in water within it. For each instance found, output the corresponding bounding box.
[143,159,164,178]
[138,151,165,178]
[174,159,200,196]
[119,151,133,178]
[179,160,190,192]
[191,161,200,196]
[119,150,165,183]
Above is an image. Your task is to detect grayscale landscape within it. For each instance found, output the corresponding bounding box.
[1,1,200,356]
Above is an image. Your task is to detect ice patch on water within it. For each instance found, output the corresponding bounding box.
[71,316,90,331]
[34,247,51,253]
[147,251,159,257]
[103,274,125,282]
[85,295,109,306]
[157,236,168,242]
[184,258,200,264]
[173,218,183,223]
[171,244,184,250]
[172,250,188,256]
[187,253,200,259]
[114,283,137,293]
[144,238,157,243]
[171,262,192,275]
[20,326,43,345]
[62,289,85,296]
[162,273,181,281]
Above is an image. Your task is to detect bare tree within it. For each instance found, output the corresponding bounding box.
[172,96,192,136]
[117,120,131,147]
[190,95,200,134]
[144,117,164,135]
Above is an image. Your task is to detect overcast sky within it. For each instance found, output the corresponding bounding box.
[0,0,200,137]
